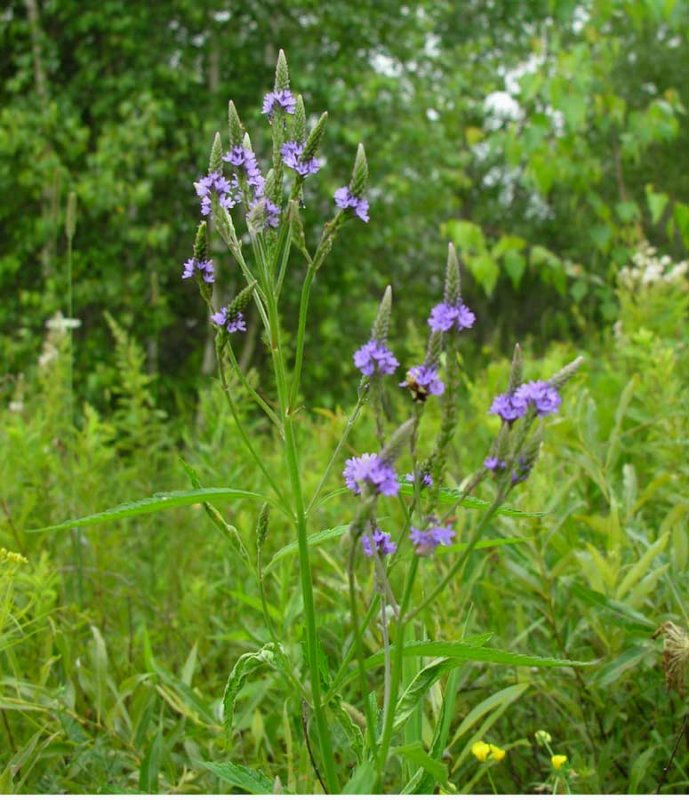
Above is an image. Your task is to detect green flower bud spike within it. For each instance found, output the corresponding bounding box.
[65,191,77,242]
[350,143,368,197]
[228,281,257,318]
[275,49,290,91]
[371,285,393,343]
[193,221,209,262]
[507,343,523,395]
[209,132,223,175]
[380,418,416,465]
[256,503,270,550]
[425,330,443,371]
[302,112,328,162]
[549,356,584,391]
[228,100,244,148]
[293,95,306,143]
[444,242,461,306]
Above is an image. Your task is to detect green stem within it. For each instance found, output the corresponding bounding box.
[223,339,282,430]
[306,394,366,516]
[404,495,503,623]
[65,224,84,606]
[265,288,339,792]
[377,555,419,785]
[289,264,316,408]
[215,338,288,508]
[348,537,379,757]
[323,594,380,704]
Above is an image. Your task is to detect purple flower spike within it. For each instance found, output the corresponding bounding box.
[428,301,476,333]
[223,146,249,167]
[194,171,240,216]
[409,522,455,556]
[182,257,215,283]
[511,457,531,485]
[281,141,321,177]
[405,471,433,488]
[362,528,397,558]
[354,340,399,377]
[194,175,215,198]
[334,186,370,222]
[489,391,528,422]
[400,364,445,401]
[343,453,399,497]
[211,307,247,334]
[484,456,507,472]
[223,147,265,198]
[514,380,561,417]
[262,89,296,116]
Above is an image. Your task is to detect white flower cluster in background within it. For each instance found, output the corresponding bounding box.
[618,242,688,290]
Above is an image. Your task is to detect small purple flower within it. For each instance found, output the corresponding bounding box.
[484,456,507,472]
[409,522,455,556]
[281,141,321,177]
[334,186,370,222]
[400,364,445,401]
[223,147,265,197]
[489,392,528,422]
[262,89,296,116]
[182,257,215,283]
[193,174,215,198]
[405,471,433,488]
[343,453,399,497]
[264,199,281,228]
[247,197,281,231]
[194,171,240,216]
[211,307,247,334]
[514,380,561,417]
[223,146,249,167]
[511,457,531,485]
[428,301,476,333]
[362,528,397,558]
[353,340,399,377]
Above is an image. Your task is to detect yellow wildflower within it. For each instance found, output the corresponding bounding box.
[471,741,491,762]
[0,548,28,566]
[489,744,506,762]
[551,754,568,770]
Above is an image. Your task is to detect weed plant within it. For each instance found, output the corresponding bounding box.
[0,53,688,795]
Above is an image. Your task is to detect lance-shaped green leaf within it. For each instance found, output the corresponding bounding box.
[29,488,282,533]
[179,459,249,563]
[383,647,591,733]
[201,761,276,794]
[222,643,288,733]
[365,642,592,670]
[264,524,349,574]
[342,761,377,794]
[397,482,545,517]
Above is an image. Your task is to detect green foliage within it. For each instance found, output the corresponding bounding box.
[2,2,689,794]
[1,255,687,791]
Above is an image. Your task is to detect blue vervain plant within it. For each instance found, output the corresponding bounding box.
[36,52,587,793]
